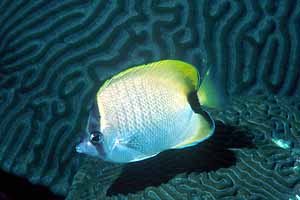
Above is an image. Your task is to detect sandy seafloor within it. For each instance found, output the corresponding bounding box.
[0,1,300,200]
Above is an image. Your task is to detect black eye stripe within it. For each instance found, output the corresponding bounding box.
[90,131,103,144]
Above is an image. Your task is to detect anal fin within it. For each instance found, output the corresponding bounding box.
[173,111,215,149]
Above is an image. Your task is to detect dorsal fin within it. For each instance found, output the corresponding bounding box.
[97,60,200,96]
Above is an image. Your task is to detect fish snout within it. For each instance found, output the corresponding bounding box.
[75,130,106,157]
[76,131,89,154]
[75,143,84,153]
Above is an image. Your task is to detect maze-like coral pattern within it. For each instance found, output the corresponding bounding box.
[67,95,300,200]
[0,0,300,197]
[202,0,300,96]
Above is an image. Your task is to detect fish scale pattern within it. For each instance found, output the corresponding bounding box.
[67,95,300,200]
[0,0,300,198]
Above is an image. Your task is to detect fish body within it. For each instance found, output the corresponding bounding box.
[76,60,222,163]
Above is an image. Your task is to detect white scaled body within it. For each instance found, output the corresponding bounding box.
[98,66,195,162]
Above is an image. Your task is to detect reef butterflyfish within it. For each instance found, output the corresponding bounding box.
[76,60,225,163]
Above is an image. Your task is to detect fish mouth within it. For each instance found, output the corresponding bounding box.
[75,143,84,153]
[75,131,87,154]
[75,139,105,158]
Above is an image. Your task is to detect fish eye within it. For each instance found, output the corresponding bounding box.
[90,131,103,144]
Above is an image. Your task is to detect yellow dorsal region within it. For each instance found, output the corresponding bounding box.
[96,60,200,97]
[173,112,214,149]
[155,60,200,92]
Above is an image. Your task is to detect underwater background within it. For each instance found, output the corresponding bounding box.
[0,0,300,199]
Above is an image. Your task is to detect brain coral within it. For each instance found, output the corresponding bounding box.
[0,0,300,199]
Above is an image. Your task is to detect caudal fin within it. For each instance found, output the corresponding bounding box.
[197,69,228,109]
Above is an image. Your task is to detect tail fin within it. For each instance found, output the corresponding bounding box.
[197,69,228,109]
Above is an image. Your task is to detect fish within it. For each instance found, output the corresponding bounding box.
[76,60,225,163]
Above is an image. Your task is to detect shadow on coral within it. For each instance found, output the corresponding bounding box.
[0,170,64,200]
[107,121,254,195]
